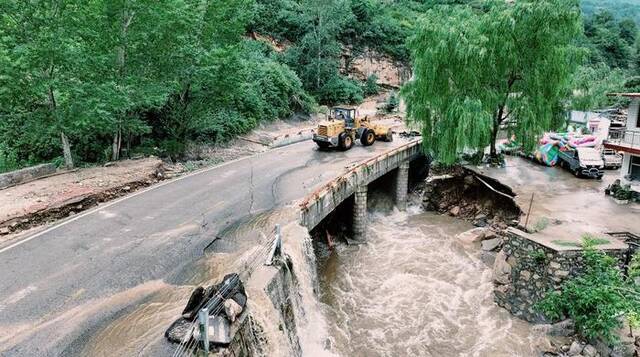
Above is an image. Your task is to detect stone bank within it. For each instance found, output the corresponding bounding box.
[493,228,629,323]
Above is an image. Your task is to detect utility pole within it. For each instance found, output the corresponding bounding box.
[198,307,209,354]
[524,193,535,231]
[265,224,282,266]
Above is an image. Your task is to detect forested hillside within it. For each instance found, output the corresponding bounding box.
[0,0,439,172]
[572,0,640,110]
[1,0,639,173]
[581,0,640,25]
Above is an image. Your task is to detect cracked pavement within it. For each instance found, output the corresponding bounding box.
[0,138,415,356]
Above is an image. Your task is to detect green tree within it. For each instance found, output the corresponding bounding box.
[402,0,582,164]
[285,0,353,93]
[570,64,626,110]
[619,18,638,45]
[584,10,634,69]
[0,1,104,169]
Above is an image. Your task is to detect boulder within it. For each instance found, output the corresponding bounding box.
[550,319,575,337]
[582,345,597,357]
[456,227,488,244]
[493,250,512,285]
[224,299,243,322]
[568,341,583,356]
[481,238,502,251]
[480,251,497,266]
[534,319,575,337]
[449,206,461,216]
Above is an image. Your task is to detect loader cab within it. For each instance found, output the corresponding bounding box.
[330,107,357,128]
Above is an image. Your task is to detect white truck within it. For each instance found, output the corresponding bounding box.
[602,148,622,170]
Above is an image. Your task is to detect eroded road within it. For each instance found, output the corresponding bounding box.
[0,138,416,356]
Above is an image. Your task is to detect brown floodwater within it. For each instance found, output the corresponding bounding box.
[317,208,542,357]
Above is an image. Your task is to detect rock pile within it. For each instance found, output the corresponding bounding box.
[454,227,504,266]
[420,168,521,229]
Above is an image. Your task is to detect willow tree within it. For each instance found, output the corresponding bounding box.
[402,0,582,164]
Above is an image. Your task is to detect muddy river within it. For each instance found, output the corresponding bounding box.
[316,208,540,357]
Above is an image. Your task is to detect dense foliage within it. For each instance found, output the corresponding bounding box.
[1,0,639,172]
[0,0,316,170]
[581,0,640,25]
[402,0,583,164]
[573,2,640,109]
[0,0,444,172]
[538,241,640,344]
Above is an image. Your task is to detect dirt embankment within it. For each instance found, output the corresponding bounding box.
[344,48,411,89]
[418,166,522,228]
[0,158,165,239]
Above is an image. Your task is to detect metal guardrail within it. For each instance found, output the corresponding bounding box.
[606,129,640,149]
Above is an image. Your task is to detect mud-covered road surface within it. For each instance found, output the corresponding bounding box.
[0,137,416,356]
[474,156,640,249]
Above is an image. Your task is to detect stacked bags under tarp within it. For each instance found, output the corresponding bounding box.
[533,132,600,167]
[535,143,560,166]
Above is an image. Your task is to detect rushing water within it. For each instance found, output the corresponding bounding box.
[317,208,541,357]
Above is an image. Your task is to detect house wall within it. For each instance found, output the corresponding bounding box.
[622,153,632,177]
[627,99,640,130]
[570,110,600,125]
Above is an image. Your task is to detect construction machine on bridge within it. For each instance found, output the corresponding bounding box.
[313,106,393,150]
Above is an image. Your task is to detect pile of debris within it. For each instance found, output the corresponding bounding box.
[419,167,521,228]
[166,273,248,350]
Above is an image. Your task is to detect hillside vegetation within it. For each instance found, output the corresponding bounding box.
[0,0,639,173]
[581,0,640,25]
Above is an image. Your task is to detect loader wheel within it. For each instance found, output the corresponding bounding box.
[384,129,393,142]
[339,132,353,151]
[361,129,376,146]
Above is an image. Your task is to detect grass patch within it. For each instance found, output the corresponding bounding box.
[533,217,549,232]
[552,235,610,248]
[552,240,582,247]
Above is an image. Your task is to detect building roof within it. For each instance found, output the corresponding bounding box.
[607,93,640,98]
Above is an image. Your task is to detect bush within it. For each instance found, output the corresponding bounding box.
[384,92,399,113]
[362,75,379,96]
[0,144,19,173]
[317,76,364,105]
[158,139,186,161]
[537,239,640,344]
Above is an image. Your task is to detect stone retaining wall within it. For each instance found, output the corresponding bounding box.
[0,163,56,189]
[493,228,628,323]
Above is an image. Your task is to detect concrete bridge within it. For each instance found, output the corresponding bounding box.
[299,139,424,240]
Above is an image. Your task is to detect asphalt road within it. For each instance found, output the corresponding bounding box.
[0,138,413,356]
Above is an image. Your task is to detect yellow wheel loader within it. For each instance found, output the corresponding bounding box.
[313,106,393,151]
